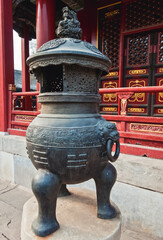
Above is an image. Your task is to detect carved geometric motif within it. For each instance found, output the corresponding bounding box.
[99,4,121,68]
[127,34,149,66]
[158,79,163,102]
[67,153,87,169]
[125,0,163,30]
[102,81,117,103]
[128,80,146,103]
[28,146,49,169]
[65,65,97,93]
[158,32,163,63]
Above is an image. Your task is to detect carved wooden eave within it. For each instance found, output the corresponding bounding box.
[61,0,84,11]
[12,0,36,40]
[12,0,84,39]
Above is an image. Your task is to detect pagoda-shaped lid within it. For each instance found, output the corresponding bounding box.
[27,7,111,75]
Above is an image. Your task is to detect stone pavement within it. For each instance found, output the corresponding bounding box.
[0,179,156,240]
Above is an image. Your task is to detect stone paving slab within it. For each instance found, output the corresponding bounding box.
[0,179,32,240]
[0,179,158,240]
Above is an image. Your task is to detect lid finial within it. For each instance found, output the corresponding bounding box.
[56,7,82,39]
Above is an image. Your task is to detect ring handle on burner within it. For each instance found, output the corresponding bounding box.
[107,139,120,162]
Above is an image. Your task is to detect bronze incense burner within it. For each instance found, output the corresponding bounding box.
[26,7,120,237]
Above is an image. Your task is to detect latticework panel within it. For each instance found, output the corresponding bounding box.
[127,33,149,66]
[158,32,163,63]
[42,65,63,92]
[100,5,121,68]
[125,0,163,30]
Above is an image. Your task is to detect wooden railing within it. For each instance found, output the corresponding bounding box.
[8,86,163,136]
[99,86,163,159]
[99,86,163,116]
[8,89,39,136]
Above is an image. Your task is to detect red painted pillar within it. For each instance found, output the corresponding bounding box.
[21,25,31,110]
[36,0,56,98]
[21,25,30,92]
[118,2,126,115]
[36,0,55,50]
[0,0,14,132]
[78,0,97,45]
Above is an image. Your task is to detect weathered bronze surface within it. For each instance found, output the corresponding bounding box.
[26,7,120,237]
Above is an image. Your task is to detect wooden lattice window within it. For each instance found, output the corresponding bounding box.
[98,4,121,69]
[125,0,163,30]
[127,33,149,66]
[158,32,163,63]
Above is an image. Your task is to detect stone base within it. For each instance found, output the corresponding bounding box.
[21,188,121,240]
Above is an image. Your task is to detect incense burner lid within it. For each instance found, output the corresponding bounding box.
[26,38,111,75]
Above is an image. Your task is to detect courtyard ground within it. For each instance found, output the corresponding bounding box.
[0,179,157,240]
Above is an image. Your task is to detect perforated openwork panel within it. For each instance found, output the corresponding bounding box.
[42,65,63,93]
[125,0,163,30]
[127,33,149,66]
[158,32,163,63]
[99,4,121,68]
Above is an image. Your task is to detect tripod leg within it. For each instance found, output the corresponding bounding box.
[94,163,117,219]
[32,169,61,237]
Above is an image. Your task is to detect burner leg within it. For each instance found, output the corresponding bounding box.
[31,169,61,237]
[58,184,71,197]
[94,163,117,219]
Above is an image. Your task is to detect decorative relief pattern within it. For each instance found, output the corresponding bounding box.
[26,120,119,148]
[84,41,103,55]
[27,146,49,169]
[29,56,109,74]
[158,109,163,114]
[102,81,117,103]
[15,115,36,122]
[33,148,48,167]
[67,153,87,169]
[128,108,145,113]
[128,69,147,75]
[130,123,163,133]
[97,120,119,144]
[128,80,146,103]
[65,65,97,93]
[158,79,163,102]
[102,107,117,112]
[38,39,66,52]
[26,125,101,148]
[73,39,81,43]
[106,72,119,77]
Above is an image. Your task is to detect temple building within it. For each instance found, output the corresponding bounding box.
[0,0,162,158]
[0,1,163,238]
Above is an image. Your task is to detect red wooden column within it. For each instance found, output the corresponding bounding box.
[36,0,56,102]
[0,0,14,132]
[118,2,126,115]
[78,0,97,44]
[21,25,31,110]
[21,25,30,92]
[36,0,55,50]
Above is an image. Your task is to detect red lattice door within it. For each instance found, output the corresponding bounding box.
[124,32,151,116]
[152,31,163,116]
[124,30,163,116]
[98,2,121,115]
